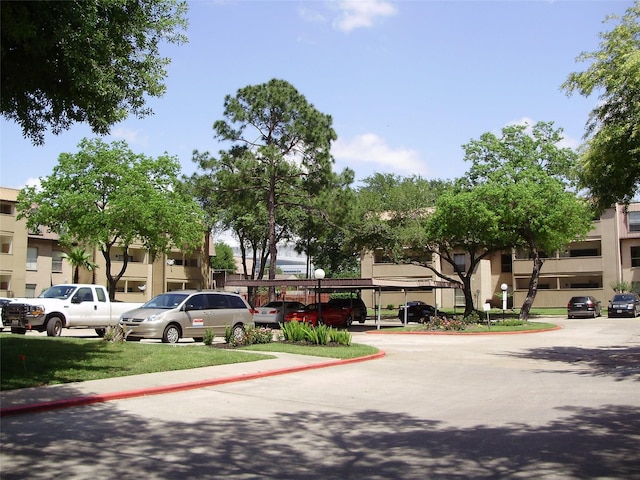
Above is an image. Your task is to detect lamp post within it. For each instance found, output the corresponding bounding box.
[501,283,508,320]
[314,268,325,325]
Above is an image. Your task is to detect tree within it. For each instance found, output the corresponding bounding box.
[462,122,594,320]
[351,173,452,260]
[562,1,640,211]
[17,138,205,299]
[62,246,98,284]
[1,0,188,144]
[205,79,342,285]
[422,184,516,317]
[210,242,236,273]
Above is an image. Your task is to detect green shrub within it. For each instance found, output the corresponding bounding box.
[386,304,395,310]
[203,328,215,346]
[329,328,352,346]
[305,324,330,345]
[224,325,233,344]
[280,321,309,342]
[103,325,126,343]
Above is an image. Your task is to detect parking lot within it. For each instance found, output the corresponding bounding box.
[1,317,639,479]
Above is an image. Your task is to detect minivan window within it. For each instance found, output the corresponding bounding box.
[207,294,230,309]
[227,295,248,309]
[185,294,208,311]
[142,293,189,309]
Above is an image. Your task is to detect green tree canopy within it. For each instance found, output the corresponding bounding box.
[210,242,236,273]
[562,1,640,210]
[18,138,205,299]
[1,0,188,144]
[192,79,348,299]
[462,122,593,319]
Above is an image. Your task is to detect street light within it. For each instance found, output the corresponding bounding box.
[501,283,508,320]
[314,268,325,325]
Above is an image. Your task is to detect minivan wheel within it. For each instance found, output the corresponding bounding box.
[162,324,181,344]
[232,324,245,343]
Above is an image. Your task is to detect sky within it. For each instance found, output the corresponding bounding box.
[0,0,635,191]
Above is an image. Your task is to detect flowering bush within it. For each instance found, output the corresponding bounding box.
[429,315,467,331]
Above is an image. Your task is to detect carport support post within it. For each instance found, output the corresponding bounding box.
[501,283,508,321]
[403,289,408,326]
[315,268,325,324]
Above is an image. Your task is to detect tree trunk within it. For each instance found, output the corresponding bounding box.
[267,173,278,300]
[519,249,544,321]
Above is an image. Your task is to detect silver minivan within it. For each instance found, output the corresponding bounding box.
[119,290,254,343]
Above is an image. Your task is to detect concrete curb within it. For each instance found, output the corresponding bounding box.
[0,351,386,418]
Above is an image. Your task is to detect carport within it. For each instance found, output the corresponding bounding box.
[223,277,461,329]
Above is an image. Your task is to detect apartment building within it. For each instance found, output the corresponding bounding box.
[0,187,213,300]
[361,203,640,310]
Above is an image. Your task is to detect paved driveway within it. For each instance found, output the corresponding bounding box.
[1,317,639,479]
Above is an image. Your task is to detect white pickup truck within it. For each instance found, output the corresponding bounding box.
[1,284,143,337]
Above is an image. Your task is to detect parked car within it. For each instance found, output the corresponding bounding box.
[328,297,367,323]
[284,302,353,328]
[119,290,254,343]
[567,296,602,318]
[607,293,640,318]
[253,300,305,327]
[398,300,437,323]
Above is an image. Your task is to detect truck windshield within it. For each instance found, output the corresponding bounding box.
[142,293,189,309]
[39,285,77,299]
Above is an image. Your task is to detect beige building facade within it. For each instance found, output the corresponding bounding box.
[0,187,213,300]
[361,203,640,311]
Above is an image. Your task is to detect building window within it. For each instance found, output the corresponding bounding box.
[25,284,36,298]
[628,211,640,232]
[0,201,13,215]
[26,247,38,271]
[0,235,12,254]
[632,246,640,267]
[52,250,64,272]
[501,254,512,273]
[454,253,466,272]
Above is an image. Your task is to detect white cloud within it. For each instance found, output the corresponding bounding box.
[110,127,149,147]
[332,0,397,33]
[298,5,326,24]
[505,117,582,151]
[332,133,430,177]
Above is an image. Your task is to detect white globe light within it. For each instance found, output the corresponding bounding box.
[501,283,508,292]
[314,268,325,280]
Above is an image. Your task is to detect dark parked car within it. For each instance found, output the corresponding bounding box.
[607,293,640,318]
[398,300,437,323]
[567,296,601,318]
[328,297,367,323]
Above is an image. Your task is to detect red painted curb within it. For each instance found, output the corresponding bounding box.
[366,326,561,335]
[0,351,386,418]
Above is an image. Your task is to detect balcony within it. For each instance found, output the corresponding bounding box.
[513,256,603,275]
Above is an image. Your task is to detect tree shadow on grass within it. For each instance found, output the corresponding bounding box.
[500,345,640,382]
[1,394,638,479]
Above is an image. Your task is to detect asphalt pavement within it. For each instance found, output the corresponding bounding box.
[1,317,639,479]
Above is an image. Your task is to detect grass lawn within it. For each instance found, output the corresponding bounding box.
[384,321,558,333]
[0,335,379,391]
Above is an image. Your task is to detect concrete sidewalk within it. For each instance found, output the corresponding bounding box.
[0,349,385,416]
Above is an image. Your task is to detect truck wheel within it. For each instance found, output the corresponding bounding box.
[11,327,26,335]
[162,324,181,344]
[46,317,64,336]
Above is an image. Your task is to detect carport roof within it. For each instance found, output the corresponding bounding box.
[224,277,461,291]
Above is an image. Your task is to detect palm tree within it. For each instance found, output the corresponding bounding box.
[62,247,98,283]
